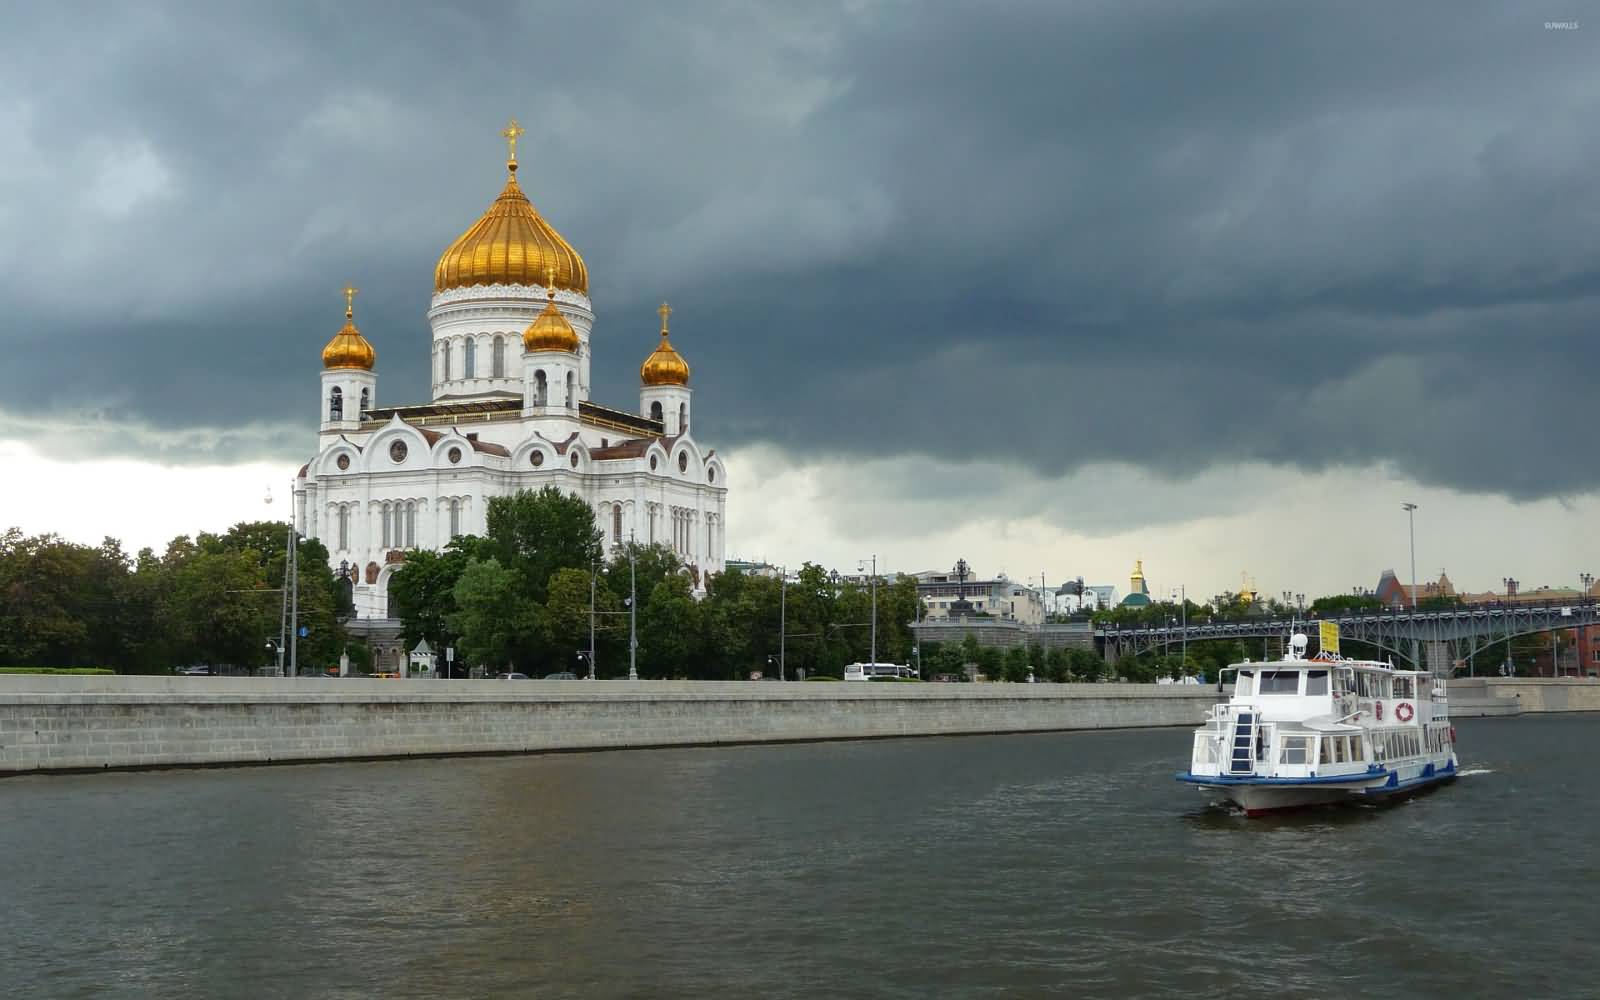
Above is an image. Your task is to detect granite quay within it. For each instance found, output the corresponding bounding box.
[3,675,1596,775]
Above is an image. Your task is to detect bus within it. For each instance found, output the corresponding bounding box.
[843,662,918,681]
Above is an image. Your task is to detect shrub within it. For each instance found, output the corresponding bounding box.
[0,667,117,675]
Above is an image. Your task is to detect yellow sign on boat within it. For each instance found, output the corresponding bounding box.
[1319,620,1340,656]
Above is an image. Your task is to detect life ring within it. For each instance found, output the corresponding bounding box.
[1395,702,1414,723]
[1375,700,1384,721]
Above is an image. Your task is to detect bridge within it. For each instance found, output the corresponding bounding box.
[1097,599,1600,674]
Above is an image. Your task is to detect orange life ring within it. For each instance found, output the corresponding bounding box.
[1375,700,1384,721]
[1395,702,1414,723]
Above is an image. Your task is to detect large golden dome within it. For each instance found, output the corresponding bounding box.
[523,282,580,353]
[322,288,376,370]
[640,302,690,386]
[434,124,588,294]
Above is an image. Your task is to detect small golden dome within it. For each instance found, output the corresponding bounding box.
[523,279,580,353]
[434,122,588,295]
[322,287,376,370]
[640,301,690,386]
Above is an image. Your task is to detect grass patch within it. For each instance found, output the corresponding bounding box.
[0,667,117,675]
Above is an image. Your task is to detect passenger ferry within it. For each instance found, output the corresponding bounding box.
[1176,634,1458,816]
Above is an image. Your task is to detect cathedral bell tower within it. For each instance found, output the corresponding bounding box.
[522,269,581,417]
[320,286,377,434]
[639,302,692,436]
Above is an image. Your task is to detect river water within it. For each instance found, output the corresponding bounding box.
[3,716,1596,999]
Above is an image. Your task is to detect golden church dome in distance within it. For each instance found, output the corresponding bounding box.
[523,274,580,353]
[640,302,690,386]
[321,286,376,370]
[433,118,589,295]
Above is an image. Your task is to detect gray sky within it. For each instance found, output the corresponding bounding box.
[2,1,1597,597]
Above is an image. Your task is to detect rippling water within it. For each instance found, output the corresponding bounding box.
[3,717,1597,998]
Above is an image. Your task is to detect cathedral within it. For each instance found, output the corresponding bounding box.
[294,120,729,621]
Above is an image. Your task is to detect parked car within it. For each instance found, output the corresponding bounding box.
[543,671,577,680]
[497,672,530,680]
[174,665,211,676]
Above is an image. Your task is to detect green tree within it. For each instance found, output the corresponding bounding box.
[389,538,480,652]
[484,487,603,602]
[639,574,701,678]
[449,558,539,672]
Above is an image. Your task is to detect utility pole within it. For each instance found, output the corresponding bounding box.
[588,559,597,680]
[288,508,298,678]
[779,564,787,681]
[278,518,291,677]
[860,554,878,665]
[1402,501,1419,670]
[628,532,638,680]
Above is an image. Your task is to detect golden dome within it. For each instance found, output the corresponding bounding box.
[640,302,690,386]
[523,280,580,353]
[322,287,376,370]
[434,121,588,295]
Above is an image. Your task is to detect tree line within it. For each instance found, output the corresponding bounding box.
[0,523,345,673]
[390,487,925,679]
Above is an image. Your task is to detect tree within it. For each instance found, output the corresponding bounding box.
[639,575,701,678]
[484,487,603,602]
[544,566,618,674]
[449,558,539,672]
[389,538,480,651]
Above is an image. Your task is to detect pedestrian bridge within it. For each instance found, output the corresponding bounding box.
[1097,599,1600,672]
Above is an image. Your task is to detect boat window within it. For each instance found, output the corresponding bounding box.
[1258,670,1300,695]
[1279,737,1309,764]
[1333,737,1346,763]
[1320,738,1333,765]
[1306,670,1329,696]
[1394,676,1414,699]
[1236,671,1254,697]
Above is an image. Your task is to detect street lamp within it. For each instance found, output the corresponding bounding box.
[1402,501,1419,670]
[859,554,878,667]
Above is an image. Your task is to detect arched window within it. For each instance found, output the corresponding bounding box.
[566,371,576,408]
[534,369,548,406]
[329,386,343,421]
[442,341,452,381]
[492,335,505,378]
[613,505,623,545]
[406,501,417,547]
[650,400,663,422]
[336,505,349,551]
[463,338,476,379]
[679,402,688,433]
[358,388,369,418]
[381,502,392,548]
[449,498,461,538]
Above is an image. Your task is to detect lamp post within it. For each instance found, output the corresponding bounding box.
[588,558,597,680]
[859,555,878,666]
[627,533,638,681]
[1402,501,1419,669]
[778,564,787,681]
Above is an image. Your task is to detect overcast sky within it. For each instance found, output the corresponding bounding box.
[3,1,1597,600]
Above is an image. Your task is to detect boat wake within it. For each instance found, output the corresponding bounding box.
[1456,768,1493,777]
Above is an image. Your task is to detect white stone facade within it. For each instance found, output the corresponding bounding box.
[296,278,728,620]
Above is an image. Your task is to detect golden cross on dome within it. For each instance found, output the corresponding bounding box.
[501,118,525,167]
[658,301,672,335]
[343,285,358,318]
[545,264,556,298]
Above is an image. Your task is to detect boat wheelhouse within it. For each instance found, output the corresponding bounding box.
[1177,634,1458,816]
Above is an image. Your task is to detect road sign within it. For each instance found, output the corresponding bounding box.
[298,626,310,638]
[446,646,455,662]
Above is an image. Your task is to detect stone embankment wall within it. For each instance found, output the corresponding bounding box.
[1446,677,1600,717]
[4,677,1594,775]
[0,676,1216,774]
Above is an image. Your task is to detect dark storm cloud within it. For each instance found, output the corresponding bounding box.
[1,1,1597,496]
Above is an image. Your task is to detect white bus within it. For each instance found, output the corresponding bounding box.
[843,662,918,681]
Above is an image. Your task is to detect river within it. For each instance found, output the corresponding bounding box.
[3,716,1596,998]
